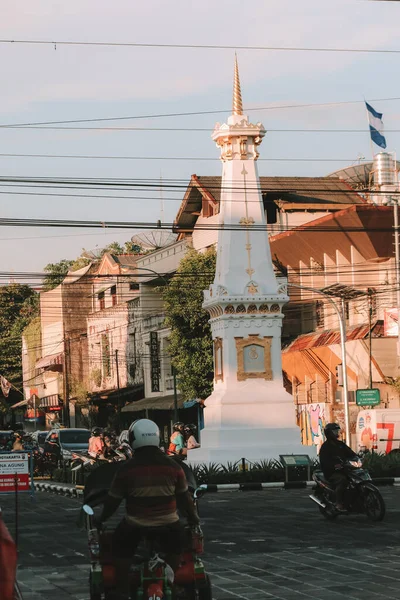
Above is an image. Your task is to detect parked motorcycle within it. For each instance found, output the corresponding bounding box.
[310,457,386,521]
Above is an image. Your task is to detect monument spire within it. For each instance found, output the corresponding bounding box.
[232,54,243,116]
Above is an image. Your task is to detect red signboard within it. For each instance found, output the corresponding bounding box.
[0,473,29,493]
[0,454,30,493]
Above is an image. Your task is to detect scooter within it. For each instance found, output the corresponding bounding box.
[310,457,386,521]
[80,464,211,600]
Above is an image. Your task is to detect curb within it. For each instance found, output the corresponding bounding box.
[199,477,400,492]
[32,477,400,498]
[33,481,84,498]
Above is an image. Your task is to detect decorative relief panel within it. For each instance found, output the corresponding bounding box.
[214,337,223,382]
[235,335,272,381]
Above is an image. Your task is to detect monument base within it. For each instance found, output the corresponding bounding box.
[188,380,316,465]
[188,426,315,465]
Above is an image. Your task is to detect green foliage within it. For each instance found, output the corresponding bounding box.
[70,378,89,405]
[42,259,75,291]
[91,368,102,388]
[163,248,216,400]
[23,317,41,379]
[0,285,39,386]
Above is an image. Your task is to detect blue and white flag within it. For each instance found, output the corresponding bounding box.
[365,102,387,149]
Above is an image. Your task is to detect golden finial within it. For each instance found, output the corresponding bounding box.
[232,54,243,116]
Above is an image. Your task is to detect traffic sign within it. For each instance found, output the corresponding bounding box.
[0,453,30,493]
[356,388,380,407]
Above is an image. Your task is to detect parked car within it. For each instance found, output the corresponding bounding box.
[44,428,90,464]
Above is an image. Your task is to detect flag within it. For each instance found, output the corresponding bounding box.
[0,376,11,398]
[365,102,387,149]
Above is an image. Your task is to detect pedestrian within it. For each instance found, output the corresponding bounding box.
[168,422,187,456]
[184,424,200,449]
[10,432,24,452]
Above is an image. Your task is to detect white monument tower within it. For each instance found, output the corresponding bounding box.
[190,57,312,464]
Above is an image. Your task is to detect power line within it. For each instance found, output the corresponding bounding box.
[1,97,399,128]
[2,38,400,54]
[5,125,400,133]
[0,152,374,162]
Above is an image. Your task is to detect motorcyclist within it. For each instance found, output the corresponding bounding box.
[319,422,359,512]
[96,418,199,600]
[88,427,104,459]
[168,422,186,456]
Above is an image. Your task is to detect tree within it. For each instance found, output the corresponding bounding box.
[42,259,75,291]
[0,284,39,387]
[163,248,216,400]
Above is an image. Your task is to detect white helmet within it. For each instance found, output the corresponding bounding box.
[128,419,160,450]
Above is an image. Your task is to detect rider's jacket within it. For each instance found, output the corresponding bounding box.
[319,440,357,479]
[108,446,188,527]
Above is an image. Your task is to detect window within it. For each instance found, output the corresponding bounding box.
[316,301,325,328]
[98,291,105,310]
[101,334,111,379]
[129,282,140,291]
[111,285,117,307]
[344,301,350,323]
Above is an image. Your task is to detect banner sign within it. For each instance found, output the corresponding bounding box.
[150,331,160,393]
[0,453,30,493]
[384,308,398,337]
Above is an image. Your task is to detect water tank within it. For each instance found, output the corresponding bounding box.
[373,152,397,186]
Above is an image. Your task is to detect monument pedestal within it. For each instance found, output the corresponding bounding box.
[188,380,315,464]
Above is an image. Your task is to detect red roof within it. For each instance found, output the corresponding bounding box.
[283,321,384,353]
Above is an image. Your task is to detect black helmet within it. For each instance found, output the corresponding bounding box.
[91,427,103,437]
[173,422,184,432]
[324,422,341,440]
[184,423,196,434]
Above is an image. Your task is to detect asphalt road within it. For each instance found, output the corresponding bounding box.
[2,485,400,600]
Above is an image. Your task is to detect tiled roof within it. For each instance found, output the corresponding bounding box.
[283,321,384,353]
[197,175,362,205]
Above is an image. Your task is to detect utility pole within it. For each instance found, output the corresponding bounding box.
[172,366,178,423]
[368,288,373,389]
[393,201,400,370]
[115,349,121,432]
[63,338,70,427]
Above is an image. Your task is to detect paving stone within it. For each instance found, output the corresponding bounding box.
[2,487,400,599]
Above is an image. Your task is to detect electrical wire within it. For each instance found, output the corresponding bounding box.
[1,97,400,128]
[2,38,400,54]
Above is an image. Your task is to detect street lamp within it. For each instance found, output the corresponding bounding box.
[288,282,364,447]
[385,196,400,368]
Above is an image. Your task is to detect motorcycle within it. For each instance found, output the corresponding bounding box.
[310,457,386,521]
[80,460,210,600]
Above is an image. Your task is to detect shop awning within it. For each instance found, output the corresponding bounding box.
[39,394,62,408]
[36,353,63,369]
[11,399,29,409]
[122,394,183,413]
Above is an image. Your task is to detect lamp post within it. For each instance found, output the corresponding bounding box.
[288,282,351,445]
[386,197,400,368]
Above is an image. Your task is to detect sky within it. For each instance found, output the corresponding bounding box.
[0,0,399,278]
